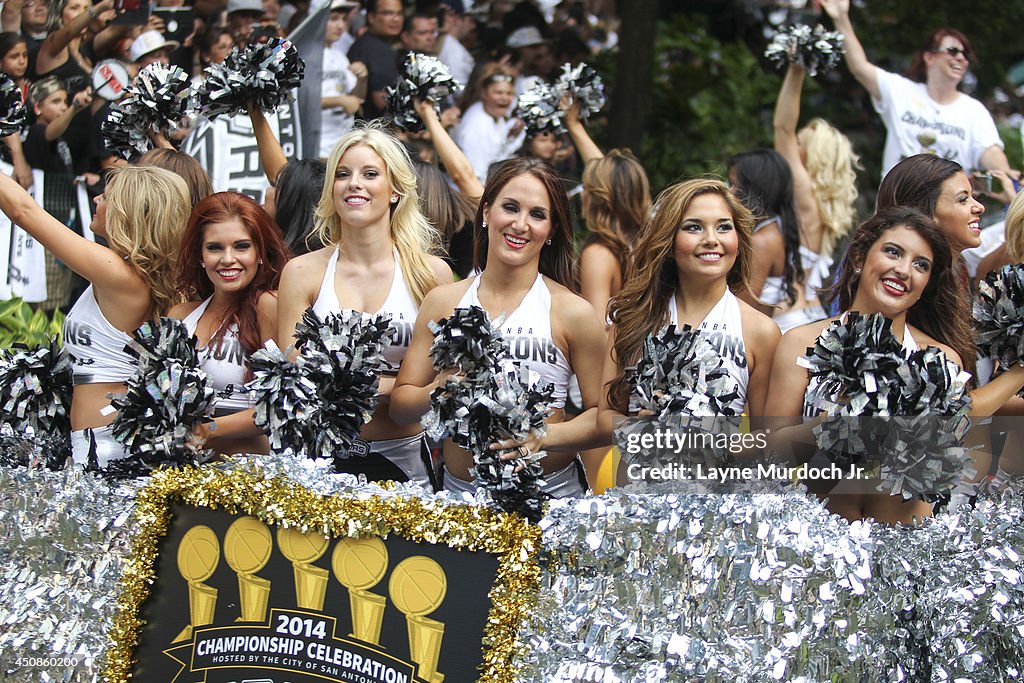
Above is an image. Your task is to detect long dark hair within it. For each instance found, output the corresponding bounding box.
[823,206,975,378]
[176,192,291,357]
[728,149,803,305]
[876,154,962,219]
[274,159,327,256]
[472,157,575,287]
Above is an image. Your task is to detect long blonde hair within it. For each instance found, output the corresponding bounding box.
[102,166,190,318]
[314,122,443,305]
[580,148,651,281]
[800,118,860,254]
[1005,191,1024,263]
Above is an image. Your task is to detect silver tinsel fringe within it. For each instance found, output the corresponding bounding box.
[4,458,1024,681]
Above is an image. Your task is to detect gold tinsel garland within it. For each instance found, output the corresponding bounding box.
[101,464,542,682]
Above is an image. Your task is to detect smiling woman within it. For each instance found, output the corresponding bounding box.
[821,0,1011,176]
[766,207,973,523]
[275,122,452,487]
[598,178,781,439]
[390,157,607,496]
[168,192,290,455]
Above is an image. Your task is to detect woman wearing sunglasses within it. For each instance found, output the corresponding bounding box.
[821,0,1011,178]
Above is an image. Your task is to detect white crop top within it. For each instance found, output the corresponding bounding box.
[457,274,572,409]
[311,247,418,373]
[63,285,137,385]
[668,290,749,415]
[802,319,918,418]
[754,216,787,306]
[182,297,255,414]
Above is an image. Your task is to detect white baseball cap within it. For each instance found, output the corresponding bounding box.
[129,30,180,62]
[226,0,264,14]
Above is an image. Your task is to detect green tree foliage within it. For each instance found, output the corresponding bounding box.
[0,298,65,349]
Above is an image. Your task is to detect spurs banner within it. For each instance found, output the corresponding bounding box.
[107,466,540,683]
[181,102,301,204]
[0,167,54,302]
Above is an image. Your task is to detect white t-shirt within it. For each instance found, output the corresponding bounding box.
[874,69,1003,177]
[320,48,358,158]
[436,34,474,88]
[453,101,525,184]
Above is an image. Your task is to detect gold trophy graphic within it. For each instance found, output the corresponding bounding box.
[224,516,273,622]
[277,527,330,611]
[917,131,937,154]
[331,537,389,644]
[389,556,447,683]
[174,525,221,643]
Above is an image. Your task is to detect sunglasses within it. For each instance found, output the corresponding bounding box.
[932,46,971,60]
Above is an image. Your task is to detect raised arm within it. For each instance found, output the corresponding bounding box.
[773,63,822,243]
[1,0,23,32]
[45,88,92,141]
[820,0,879,100]
[564,98,603,163]
[249,107,288,185]
[36,0,115,75]
[0,171,140,295]
[415,97,483,198]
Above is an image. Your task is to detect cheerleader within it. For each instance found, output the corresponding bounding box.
[0,166,189,467]
[599,178,780,436]
[170,192,290,455]
[276,122,451,487]
[390,157,607,497]
[767,207,976,523]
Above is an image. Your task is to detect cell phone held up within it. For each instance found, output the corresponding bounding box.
[971,172,993,195]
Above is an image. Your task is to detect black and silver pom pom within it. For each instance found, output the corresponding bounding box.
[554,62,605,120]
[975,264,1024,390]
[248,308,393,460]
[764,24,845,77]
[873,347,973,503]
[194,37,305,120]
[427,306,508,375]
[626,324,740,418]
[101,63,190,160]
[513,81,565,135]
[385,53,461,132]
[294,308,395,459]
[799,312,906,416]
[108,318,216,476]
[0,338,72,469]
[0,72,27,138]
[247,341,321,457]
[424,306,552,522]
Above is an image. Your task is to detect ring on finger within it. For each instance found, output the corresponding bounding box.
[518,445,529,458]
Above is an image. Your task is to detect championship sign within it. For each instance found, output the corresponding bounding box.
[104,466,540,683]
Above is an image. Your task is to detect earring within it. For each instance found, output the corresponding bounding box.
[390,196,398,203]
[855,267,862,274]
[258,259,263,265]
[546,239,552,246]
[482,220,487,228]
[200,262,205,268]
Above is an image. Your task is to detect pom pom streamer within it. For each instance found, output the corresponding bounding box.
[193,38,305,120]
[0,72,27,137]
[802,314,973,502]
[513,81,566,135]
[975,263,1024,392]
[248,308,394,459]
[764,24,846,77]
[108,318,216,476]
[385,53,461,132]
[424,306,552,521]
[101,63,190,159]
[0,338,72,468]
[554,62,605,120]
[427,305,508,375]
